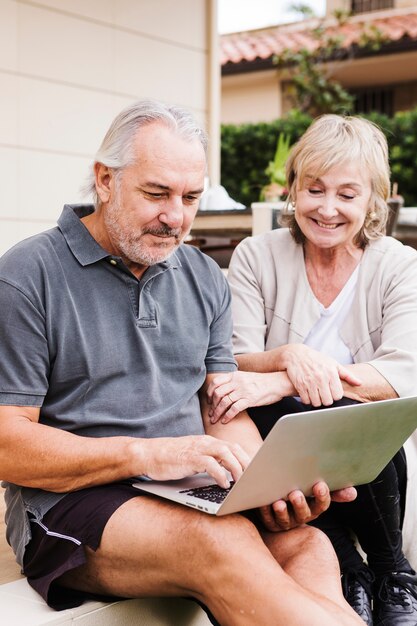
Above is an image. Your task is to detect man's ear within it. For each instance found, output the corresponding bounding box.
[94,162,114,204]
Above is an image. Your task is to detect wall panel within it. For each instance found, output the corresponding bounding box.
[0,0,214,255]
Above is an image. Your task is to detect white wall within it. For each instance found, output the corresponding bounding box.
[222,70,282,124]
[0,0,215,255]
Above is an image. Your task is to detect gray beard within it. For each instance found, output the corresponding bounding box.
[104,203,183,267]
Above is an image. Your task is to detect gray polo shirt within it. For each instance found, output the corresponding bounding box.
[0,204,237,565]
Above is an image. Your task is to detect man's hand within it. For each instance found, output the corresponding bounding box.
[258,482,357,532]
[136,434,251,489]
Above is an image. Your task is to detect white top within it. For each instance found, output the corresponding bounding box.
[304,266,359,365]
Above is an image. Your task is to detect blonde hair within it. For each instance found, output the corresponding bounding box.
[281,114,391,247]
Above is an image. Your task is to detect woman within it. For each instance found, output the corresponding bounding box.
[207,115,417,626]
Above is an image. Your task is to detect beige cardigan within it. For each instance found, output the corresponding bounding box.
[228,228,417,398]
[228,228,417,568]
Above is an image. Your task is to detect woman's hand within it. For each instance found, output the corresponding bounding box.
[206,370,293,424]
[206,345,362,424]
[281,344,361,407]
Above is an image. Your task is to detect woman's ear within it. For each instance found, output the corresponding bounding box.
[94,162,114,204]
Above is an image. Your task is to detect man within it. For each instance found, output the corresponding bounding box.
[0,100,362,625]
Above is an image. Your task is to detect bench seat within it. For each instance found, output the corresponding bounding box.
[0,578,211,625]
[0,489,210,625]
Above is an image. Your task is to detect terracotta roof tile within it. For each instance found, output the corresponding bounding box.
[221,8,417,68]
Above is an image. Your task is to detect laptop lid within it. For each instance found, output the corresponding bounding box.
[134,395,417,516]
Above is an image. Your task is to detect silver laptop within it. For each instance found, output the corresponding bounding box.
[133,396,417,516]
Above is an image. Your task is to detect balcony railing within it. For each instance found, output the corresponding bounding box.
[351,0,394,13]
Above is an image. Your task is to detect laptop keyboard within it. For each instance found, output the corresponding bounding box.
[179,482,235,504]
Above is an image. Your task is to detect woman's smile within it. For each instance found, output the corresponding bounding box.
[313,219,340,230]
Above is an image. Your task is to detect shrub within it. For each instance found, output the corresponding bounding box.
[221,108,417,207]
[221,110,311,208]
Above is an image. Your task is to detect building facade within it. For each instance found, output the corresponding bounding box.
[0,0,219,255]
[221,0,417,124]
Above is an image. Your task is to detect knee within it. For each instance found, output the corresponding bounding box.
[276,525,339,568]
[300,524,336,554]
[300,525,340,570]
[192,513,262,560]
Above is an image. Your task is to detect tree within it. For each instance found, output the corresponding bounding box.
[274,4,387,116]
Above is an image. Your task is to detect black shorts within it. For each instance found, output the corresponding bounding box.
[23,482,142,610]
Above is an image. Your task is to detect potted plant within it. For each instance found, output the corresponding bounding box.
[260,133,291,202]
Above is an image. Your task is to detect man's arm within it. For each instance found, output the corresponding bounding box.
[0,405,250,492]
[0,405,142,492]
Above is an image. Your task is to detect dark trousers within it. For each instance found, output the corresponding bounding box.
[249,397,411,577]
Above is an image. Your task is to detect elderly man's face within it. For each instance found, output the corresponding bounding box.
[101,122,206,270]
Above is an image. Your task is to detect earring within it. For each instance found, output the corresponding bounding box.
[368,211,377,220]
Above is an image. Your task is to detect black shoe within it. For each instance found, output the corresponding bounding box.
[342,567,374,625]
[374,571,417,626]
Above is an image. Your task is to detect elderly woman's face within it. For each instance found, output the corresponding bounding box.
[295,163,372,250]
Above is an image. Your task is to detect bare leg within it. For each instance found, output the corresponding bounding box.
[262,525,357,615]
[58,496,362,626]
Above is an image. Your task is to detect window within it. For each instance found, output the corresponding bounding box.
[351,0,394,13]
[352,87,394,116]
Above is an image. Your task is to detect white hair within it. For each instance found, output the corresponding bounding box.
[81,99,208,207]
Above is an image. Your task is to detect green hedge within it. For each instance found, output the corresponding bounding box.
[221,108,417,208]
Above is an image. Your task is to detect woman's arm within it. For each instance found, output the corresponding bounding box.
[342,363,397,402]
[220,350,395,420]
[207,343,362,423]
[235,347,288,372]
[358,245,417,399]
[201,374,265,456]
[206,369,296,423]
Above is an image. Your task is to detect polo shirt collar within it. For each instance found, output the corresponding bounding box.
[58,204,109,266]
[57,203,182,271]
